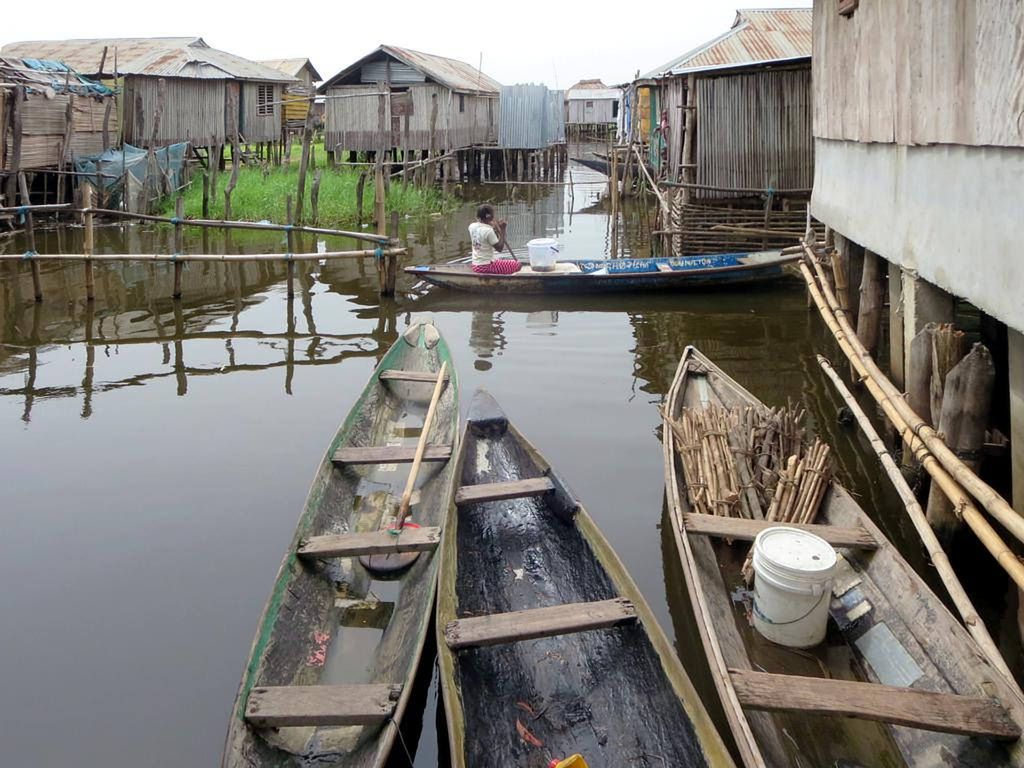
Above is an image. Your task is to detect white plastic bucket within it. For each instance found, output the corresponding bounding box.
[751,526,837,648]
[527,238,559,271]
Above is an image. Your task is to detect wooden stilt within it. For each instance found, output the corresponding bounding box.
[930,324,966,428]
[17,173,42,301]
[82,183,95,302]
[172,196,184,299]
[926,343,996,542]
[856,250,884,354]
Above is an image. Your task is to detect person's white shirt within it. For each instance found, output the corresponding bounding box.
[469,221,500,266]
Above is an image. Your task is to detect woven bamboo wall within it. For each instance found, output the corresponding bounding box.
[696,66,813,198]
[240,82,282,143]
[2,92,117,171]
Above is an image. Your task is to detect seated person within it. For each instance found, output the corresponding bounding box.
[469,204,521,274]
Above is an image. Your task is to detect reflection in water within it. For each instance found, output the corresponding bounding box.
[467,310,506,371]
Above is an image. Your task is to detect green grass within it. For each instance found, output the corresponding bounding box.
[169,163,451,227]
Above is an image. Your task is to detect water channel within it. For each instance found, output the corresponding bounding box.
[1,162,1020,766]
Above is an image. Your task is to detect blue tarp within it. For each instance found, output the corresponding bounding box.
[20,58,115,97]
[75,143,188,210]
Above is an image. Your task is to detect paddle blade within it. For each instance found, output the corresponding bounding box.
[359,550,420,575]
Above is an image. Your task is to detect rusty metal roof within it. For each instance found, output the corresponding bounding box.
[0,37,295,82]
[643,8,811,79]
[257,58,322,82]
[320,44,501,94]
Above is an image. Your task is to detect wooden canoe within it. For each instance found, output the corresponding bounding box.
[405,251,798,294]
[662,346,1024,768]
[436,390,737,768]
[570,153,625,180]
[222,321,459,768]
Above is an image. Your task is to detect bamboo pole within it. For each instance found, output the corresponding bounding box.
[285,196,296,298]
[172,196,184,299]
[394,361,448,528]
[82,183,95,302]
[816,354,1018,687]
[799,244,1024,567]
[0,249,405,263]
[17,173,43,301]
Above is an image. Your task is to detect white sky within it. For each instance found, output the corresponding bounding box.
[1,0,810,88]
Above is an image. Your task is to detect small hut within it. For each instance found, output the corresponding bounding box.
[1,37,295,150]
[257,58,322,132]
[1,57,117,176]
[318,45,501,162]
[634,8,812,198]
[565,79,621,140]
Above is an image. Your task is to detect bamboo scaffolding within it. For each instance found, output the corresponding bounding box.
[816,354,1018,686]
[800,246,1024,588]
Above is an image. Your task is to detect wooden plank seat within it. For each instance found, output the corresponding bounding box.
[444,597,637,650]
[454,476,555,506]
[332,445,452,465]
[245,683,402,727]
[729,669,1020,741]
[379,369,450,383]
[299,526,442,559]
[683,513,879,550]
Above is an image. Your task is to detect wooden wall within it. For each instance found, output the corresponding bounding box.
[240,82,283,143]
[324,84,497,152]
[567,98,617,125]
[696,66,813,197]
[2,92,117,171]
[123,77,226,148]
[813,0,1024,147]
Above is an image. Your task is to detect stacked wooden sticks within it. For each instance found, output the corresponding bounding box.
[668,402,833,580]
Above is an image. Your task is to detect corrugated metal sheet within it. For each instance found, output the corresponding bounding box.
[567,97,617,125]
[642,8,811,78]
[240,81,282,142]
[696,67,813,197]
[320,45,500,95]
[122,77,226,147]
[498,84,564,149]
[256,58,321,83]
[812,0,1024,149]
[1,38,295,82]
[360,61,425,85]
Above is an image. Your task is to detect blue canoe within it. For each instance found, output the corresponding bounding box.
[405,251,799,294]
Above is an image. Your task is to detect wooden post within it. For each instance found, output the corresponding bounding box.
[609,137,619,257]
[285,195,296,298]
[294,110,314,224]
[310,169,322,226]
[172,196,184,299]
[202,171,210,218]
[223,139,240,221]
[355,171,367,227]
[888,262,905,389]
[926,344,996,542]
[17,173,42,301]
[82,183,95,301]
[930,324,966,428]
[856,250,884,354]
[374,163,386,236]
[682,74,697,205]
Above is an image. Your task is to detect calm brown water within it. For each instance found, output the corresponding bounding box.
[1,164,1019,767]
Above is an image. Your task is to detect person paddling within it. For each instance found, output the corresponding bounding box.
[469,204,521,274]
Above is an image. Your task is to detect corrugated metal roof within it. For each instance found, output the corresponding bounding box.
[567,79,609,90]
[319,44,501,94]
[0,37,295,82]
[567,88,621,101]
[257,58,322,82]
[642,8,811,79]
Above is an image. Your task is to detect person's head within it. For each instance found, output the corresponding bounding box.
[476,204,495,223]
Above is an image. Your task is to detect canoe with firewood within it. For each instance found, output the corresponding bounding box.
[662,345,1024,768]
[222,321,459,768]
[436,390,736,768]
[405,251,798,294]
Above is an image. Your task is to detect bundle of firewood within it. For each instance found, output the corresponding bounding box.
[667,403,833,582]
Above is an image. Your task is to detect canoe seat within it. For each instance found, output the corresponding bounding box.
[728,669,1020,741]
[333,445,452,465]
[299,526,442,559]
[682,513,879,549]
[444,597,637,650]
[245,683,402,727]
[379,369,450,383]
[455,477,555,506]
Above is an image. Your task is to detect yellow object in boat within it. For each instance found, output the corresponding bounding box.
[547,756,588,768]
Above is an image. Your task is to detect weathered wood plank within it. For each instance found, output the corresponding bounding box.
[683,513,878,549]
[455,477,555,506]
[729,669,1020,740]
[445,597,636,650]
[299,526,441,558]
[245,683,402,727]
[333,445,452,465]
[379,369,449,383]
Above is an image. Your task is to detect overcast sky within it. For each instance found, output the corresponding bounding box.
[2,1,809,88]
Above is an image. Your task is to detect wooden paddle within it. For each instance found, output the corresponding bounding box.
[361,360,449,574]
